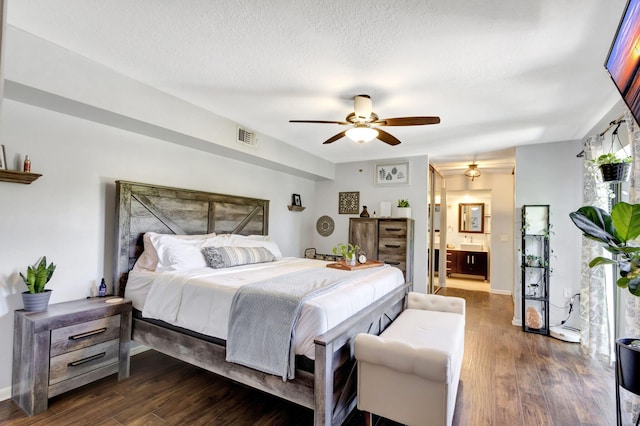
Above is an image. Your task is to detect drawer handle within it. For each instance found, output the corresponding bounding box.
[68,352,106,367]
[385,261,401,265]
[384,227,402,232]
[69,327,107,341]
[384,244,401,248]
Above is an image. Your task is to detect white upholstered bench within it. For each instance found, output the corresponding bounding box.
[355,292,466,426]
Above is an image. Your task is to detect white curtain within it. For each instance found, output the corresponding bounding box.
[580,134,613,359]
[622,109,640,424]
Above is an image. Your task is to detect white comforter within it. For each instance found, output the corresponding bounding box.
[125,258,405,359]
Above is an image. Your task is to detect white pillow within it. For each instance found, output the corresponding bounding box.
[226,234,283,259]
[132,232,216,272]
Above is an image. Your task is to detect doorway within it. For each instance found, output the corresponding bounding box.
[438,189,492,292]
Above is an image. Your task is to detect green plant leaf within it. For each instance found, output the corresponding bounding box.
[589,256,617,268]
[611,202,640,243]
[569,206,619,245]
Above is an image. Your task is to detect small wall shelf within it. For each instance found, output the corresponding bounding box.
[288,205,306,212]
[0,170,42,184]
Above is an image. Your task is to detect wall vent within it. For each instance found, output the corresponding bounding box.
[237,126,258,148]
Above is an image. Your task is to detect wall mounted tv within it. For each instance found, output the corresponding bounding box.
[606,0,640,124]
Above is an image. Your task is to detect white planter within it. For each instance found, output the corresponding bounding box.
[393,207,412,218]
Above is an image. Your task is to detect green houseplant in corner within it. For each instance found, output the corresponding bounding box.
[569,202,640,421]
[19,256,56,312]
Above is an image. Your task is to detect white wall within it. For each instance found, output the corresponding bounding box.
[0,100,317,396]
[313,156,429,292]
[444,173,515,295]
[515,140,583,327]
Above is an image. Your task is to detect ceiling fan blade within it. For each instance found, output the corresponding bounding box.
[290,120,350,125]
[376,129,401,146]
[323,131,347,144]
[374,116,441,126]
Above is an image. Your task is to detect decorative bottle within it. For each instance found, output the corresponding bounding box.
[23,155,31,173]
[360,206,370,218]
[98,278,107,297]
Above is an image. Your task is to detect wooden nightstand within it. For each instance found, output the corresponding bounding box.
[12,297,132,416]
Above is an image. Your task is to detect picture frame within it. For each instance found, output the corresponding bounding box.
[0,145,6,170]
[375,161,410,186]
[292,193,302,207]
[338,191,360,214]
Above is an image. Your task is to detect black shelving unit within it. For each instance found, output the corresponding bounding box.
[521,205,550,335]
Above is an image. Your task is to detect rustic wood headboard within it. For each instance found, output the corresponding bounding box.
[113,180,270,295]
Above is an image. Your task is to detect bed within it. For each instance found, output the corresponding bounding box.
[113,180,410,426]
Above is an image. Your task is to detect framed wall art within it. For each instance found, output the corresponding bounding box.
[338,191,360,214]
[375,161,409,186]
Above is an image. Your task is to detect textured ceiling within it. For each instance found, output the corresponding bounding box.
[6,0,628,173]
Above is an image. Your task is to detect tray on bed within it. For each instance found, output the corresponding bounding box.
[326,260,384,271]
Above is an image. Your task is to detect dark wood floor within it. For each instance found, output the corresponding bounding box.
[0,288,615,425]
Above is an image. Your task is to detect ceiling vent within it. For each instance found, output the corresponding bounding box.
[237,126,257,148]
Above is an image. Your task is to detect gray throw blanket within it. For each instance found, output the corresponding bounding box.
[226,265,386,380]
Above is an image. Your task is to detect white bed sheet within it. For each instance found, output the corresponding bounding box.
[125,257,405,359]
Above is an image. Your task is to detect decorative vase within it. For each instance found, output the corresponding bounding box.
[346,255,356,266]
[21,290,52,312]
[600,163,631,183]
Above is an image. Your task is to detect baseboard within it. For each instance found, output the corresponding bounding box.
[490,289,512,296]
[0,385,10,402]
[0,344,150,403]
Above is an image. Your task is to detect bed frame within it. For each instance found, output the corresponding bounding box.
[113,180,409,426]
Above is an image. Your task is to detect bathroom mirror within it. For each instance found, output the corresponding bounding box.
[459,203,484,233]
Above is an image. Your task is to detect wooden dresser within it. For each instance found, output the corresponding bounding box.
[349,218,414,283]
[12,297,132,416]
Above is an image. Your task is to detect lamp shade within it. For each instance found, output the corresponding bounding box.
[346,126,379,143]
[464,164,481,181]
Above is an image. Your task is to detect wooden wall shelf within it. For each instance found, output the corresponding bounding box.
[288,205,306,212]
[0,170,42,184]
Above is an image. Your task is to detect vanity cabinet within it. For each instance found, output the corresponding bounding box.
[434,249,488,280]
[457,251,488,280]
[349,218,414,283]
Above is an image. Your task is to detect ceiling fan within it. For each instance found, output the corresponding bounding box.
[289,94,440,146]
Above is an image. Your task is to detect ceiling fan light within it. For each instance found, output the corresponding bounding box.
[464,164,481,181]
[346,126,379,143]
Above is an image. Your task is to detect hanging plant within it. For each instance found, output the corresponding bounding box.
[596,153,632,182]
[594,122,632,183]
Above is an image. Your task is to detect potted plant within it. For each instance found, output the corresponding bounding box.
[569,202,640,418]
[332,243,360,266]
[595,152,632,183]
[19,256,56,312]
[394,199,411,218]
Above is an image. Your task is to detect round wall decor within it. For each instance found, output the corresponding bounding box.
[316,215,335,237]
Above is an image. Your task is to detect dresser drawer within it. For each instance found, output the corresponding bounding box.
[378,238,407,254]
[49,339,119,385]
[50,315,121,357]
[378,221,408,239]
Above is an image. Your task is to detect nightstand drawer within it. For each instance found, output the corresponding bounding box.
[50,315,121,357]
[49,339,119,385]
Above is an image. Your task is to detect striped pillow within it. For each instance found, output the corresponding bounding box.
[202,246,275,269]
